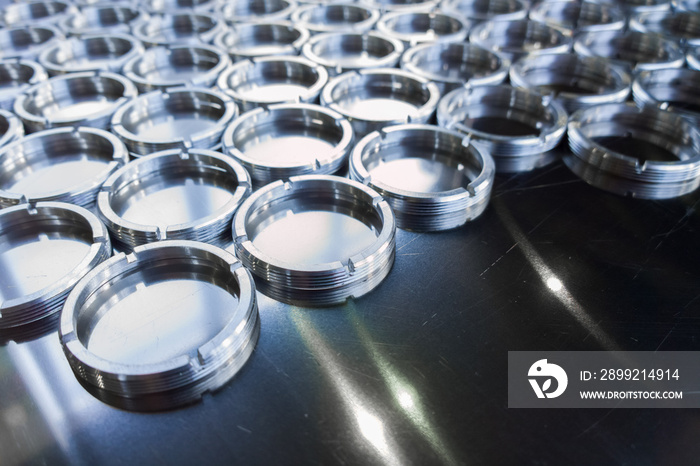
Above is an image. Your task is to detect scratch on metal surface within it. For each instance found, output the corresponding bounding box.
[652,199,699,251]
[397,234,421,252]
[654,323,678,352]
[479,242,519,277]
[237,425,252,434]
[576,407,618,438]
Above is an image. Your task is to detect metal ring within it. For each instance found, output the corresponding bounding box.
[59,240,260,411]
[633,68,700,125]
[131,12,224,48]
[122,44,231,93]
[574,30,685,71]
[376,10,470,47]
[218,0,297,24]
[0,126,128,208]
[217,56,328,112]
[437,84,568,158]
[687,45,700,69]
[350,124,495,231]
[141,0,218,14]
[58,4,145,37]
[360,0,440,13]
[0,201,111,334]
[291,3,380,34]
[302,32,404,76]
[0,25,63,61]
[469,19,572,61]
[589,0,671,15]
[321,68,440,138]
[111,87,238,157]
[222,103,353,186]
[442,0,530,23]
[400,42,509,95]
[213,21,310,62]
[14,71,138,132]
[1,1,77,28]
[568,103,700,184]
[509,54,631,113]
[529,1,626,34]
[630,10,700,46]
[233,174,396,306]
[673,0,700,12]
[0,109,24,149]
[38,33,144,75]
[97,148,251,252]
[0,59,47,110]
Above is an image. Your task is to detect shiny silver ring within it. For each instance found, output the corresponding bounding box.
[591,0,671,15]
[321,68,440,138]
[131,12,224,48]
[0,25,62,61]
[142,0,218,14]
[217,56,328,112]
[376,10,470,47]
[233,174,395,306]
[630,10,700,46]
[0,59,47,110]
[213,21,310,62]
[400,42,509,94]
[568,103,700,184]
[302,32,404,76]
[0,201,111,333]
[222,103,353,186]
[574,30,685,71]
[0,126,128,208]
[60,240,259,411]
[122,44,230,93]
[437,84,568,158]
[469,19,572,61]
[1,1,77,28]
[633,68,700,126]
[97,148,250,252]
[509,54,631,113]
[111,87,238,157]
[0,109,24,149]
[687,46,700,70]
[58,4,145,37]
[529,0,626,34]
[350,124,495,231]
[362,0,440,13]
[218,0,296,24]
[38,34,144,75]
[14,71,137,132]
[442,0,530,23]
[291,3,379,34]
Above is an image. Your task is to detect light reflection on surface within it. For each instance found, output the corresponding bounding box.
[546,276,563,292]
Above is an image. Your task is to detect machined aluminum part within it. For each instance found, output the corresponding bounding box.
[687,46,700,69]
[376,10,470,47]
[509,54,631,113]
[437,84,568,159]
[630,10,700,46]
[141,0,218,14]
[442,0,530,23]
[58,4,145,37]
[233,174,396,306]
[122,44,231,93]
[222,103,353,186]
[302,31,404,76]
[321,68,440,138]
[0,109,24,149]
[14,71,137,132]
[1,1,77,28]
[213,21,310,62]
[0,60,47,110]
[529,1,626,34]
[0,202,111,335]
[131,11,224,48]
[469,19,572,62]
[563,153,700,199]
[97,148,251,252]
[574,30,685,71]
[111,87,238,157]
[350,124,495,231]
[38,34,144,76]
[291,3,379,34]
[567,103,700,185]
[590,0,672,14]
[494,150,562,173]
[59,240,260,411]
[0,126,128,208]
[674,0,700,12]
[217,56,328,112]
[360,0,440,13]
[400,42,509,94]
[0,25,62,61]
[633,68,700,125]
[218,0,297,24]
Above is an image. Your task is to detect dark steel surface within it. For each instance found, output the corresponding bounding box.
[1,161,699,465]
